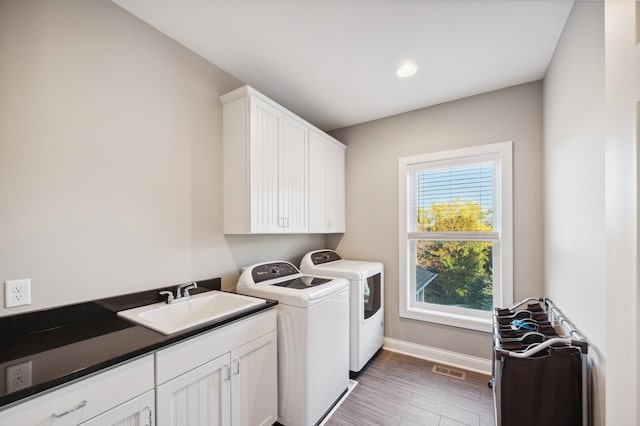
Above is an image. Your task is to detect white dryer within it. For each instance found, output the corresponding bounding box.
[236,261,349,426]
[300,250,384,375]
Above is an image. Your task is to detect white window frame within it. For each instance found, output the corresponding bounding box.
[398,141,513,332]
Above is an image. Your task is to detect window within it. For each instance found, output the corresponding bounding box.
[398,142,513,331]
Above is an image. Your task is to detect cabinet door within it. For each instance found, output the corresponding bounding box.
[156,354,231,426]
[230,332,277,426]
[308,131,327,233]
[325,141,346,233]
[308,131,346,233]
[250,96,283,233]
[81,390,154,426]
[281,115,309,233]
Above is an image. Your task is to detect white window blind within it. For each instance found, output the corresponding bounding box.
[413,162,494,232]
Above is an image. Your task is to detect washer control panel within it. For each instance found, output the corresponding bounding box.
[252,262,300,283]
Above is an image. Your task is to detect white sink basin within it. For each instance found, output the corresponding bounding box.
[117,291,266,335]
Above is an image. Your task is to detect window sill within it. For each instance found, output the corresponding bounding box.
[400,306,493,332]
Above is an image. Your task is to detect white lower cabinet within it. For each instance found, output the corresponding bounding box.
[0,355,154,426]
[155,310,277,426]
[0,310,276,426]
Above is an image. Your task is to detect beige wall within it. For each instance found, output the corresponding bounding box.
[329,82,544,359]
[542,2,606,424]
[0,0,324,316]
[603,1,639,424]
[545,1,640,423]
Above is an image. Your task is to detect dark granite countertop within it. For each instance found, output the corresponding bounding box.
[0,278,277,409]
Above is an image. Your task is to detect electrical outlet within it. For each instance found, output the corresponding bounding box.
[4,279,31,308]
[6,361,32,393]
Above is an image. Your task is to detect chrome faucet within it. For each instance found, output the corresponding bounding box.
[177,281,197,299]
[159,282,198,304]
[159,290,174,304]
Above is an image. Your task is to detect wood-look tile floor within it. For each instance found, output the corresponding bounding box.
[325,350,495,426]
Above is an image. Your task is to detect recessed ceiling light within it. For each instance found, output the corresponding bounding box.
[396,63,418,78]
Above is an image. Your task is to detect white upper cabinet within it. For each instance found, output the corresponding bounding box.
[220,86,344,234]
[280,115,309,233]
[309,130,346,233]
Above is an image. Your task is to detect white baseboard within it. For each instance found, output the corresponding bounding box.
[383,337,492,375]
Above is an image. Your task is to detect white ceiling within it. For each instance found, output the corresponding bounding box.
[112,0,574,131]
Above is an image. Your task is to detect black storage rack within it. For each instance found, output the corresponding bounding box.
[491,298,590,426]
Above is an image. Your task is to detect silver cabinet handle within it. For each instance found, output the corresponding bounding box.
[142,406,153,426]
[52,400,88,417]
[223,364,230,381]
[232,359,240,375]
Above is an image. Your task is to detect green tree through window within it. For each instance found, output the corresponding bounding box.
[415,199,493,310]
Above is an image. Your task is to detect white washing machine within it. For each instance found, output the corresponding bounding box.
[236,261,349,426]
[300,250,384,375]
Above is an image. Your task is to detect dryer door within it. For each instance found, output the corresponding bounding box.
[363,273,382,321]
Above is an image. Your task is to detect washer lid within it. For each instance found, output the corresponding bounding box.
[238,276,348,307]
[236,261,349,307]
[270,275,333,289]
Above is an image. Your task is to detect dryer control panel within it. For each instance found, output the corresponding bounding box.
[252,262,299,283]
[310,250,342,265]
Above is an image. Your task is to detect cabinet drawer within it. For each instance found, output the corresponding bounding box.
[155,309,276,384]
[0,355,154,426]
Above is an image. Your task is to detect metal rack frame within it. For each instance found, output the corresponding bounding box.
[491,297,590,426]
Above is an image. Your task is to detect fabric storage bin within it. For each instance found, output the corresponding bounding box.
[492,298,590,426]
